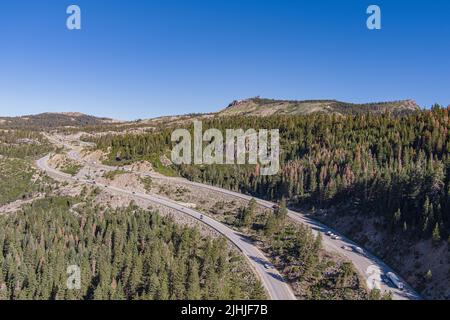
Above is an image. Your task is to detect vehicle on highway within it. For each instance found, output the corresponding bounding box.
[326,231,333,236]
[263,263,271,269]
[386,272,405,290]
[132,191,136,195]
[200,214,204,220]
[342,245,352,251]
[353,246,364,255]
[331,235,342,240]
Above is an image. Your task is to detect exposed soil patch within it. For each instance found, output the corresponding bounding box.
[0,194,44,215]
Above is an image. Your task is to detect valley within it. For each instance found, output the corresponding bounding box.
[1,98,448,300]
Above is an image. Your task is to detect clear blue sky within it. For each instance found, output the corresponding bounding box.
[0,0,449,120]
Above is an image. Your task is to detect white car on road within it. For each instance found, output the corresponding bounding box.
[387,272,405,290]
[353,246,364,255]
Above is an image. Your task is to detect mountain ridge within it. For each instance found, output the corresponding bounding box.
[0,112,120,129]
[218,97,421,117]
[0,97,423,129]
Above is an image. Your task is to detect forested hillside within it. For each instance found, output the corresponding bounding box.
[92,106,449,241]
[0,158,51,205]
[0,130,54,158]
[0,113,116,130]
[89,106,450,297]
[0,197,265,300]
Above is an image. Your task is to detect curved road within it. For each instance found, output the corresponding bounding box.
[36,154,296,300]
[169,178,422,300]
[46,135,422,300]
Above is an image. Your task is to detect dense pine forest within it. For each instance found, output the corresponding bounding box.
[90,107,450,244]
[0,197,265,300]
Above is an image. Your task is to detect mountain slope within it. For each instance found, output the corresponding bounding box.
[0,112,119,129]
[0,98,422,130]
[219,97,421,117]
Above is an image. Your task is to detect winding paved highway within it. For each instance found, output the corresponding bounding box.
[36,154,296,301]
[169,179,422,300]
[44,134,422,300]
